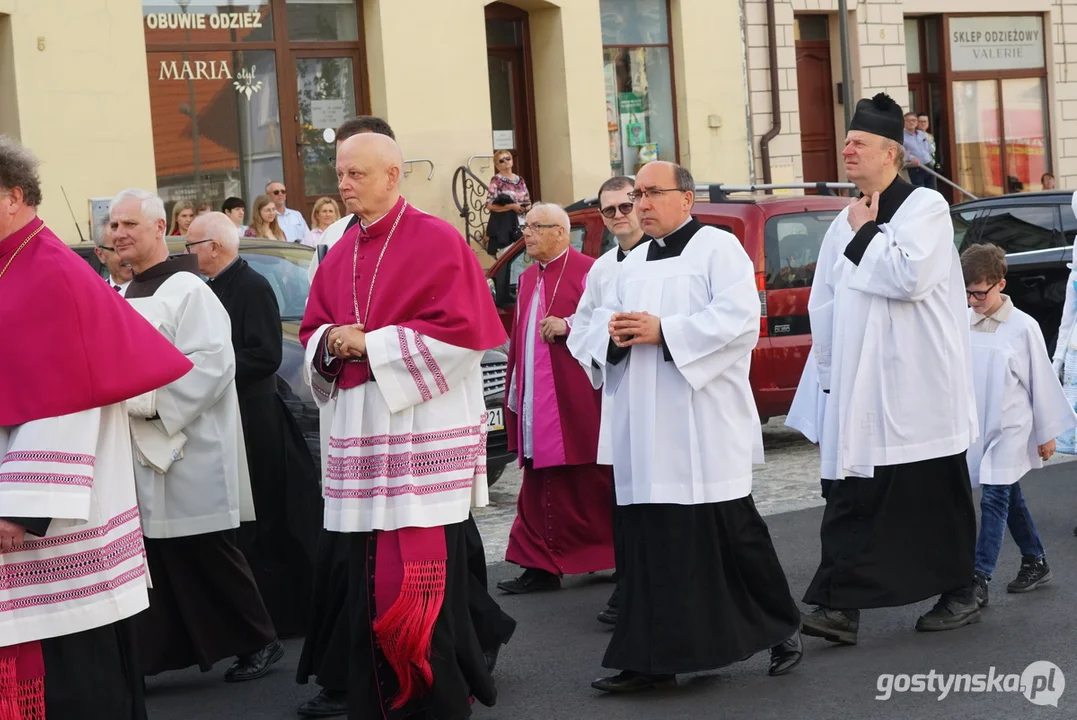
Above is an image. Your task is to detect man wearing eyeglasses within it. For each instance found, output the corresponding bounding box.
[110,188,285,684]
[266,180,309,243]
[567,175,645,628]
[94,218,132,295]
[187,212,322,644]
[592,161,802,694]
[799,93,980,647]
[500,202,614,596]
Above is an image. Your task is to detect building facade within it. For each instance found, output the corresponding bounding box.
[745,0,1064,200]
[0,0,1071,244]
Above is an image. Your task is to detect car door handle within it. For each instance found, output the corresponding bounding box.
[1021,275,1046,286]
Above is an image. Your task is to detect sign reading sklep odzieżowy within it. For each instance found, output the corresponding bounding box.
[949,16,1045,72]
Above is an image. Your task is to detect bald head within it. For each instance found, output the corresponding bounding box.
[336,132,404,223]
[187,211,240,278]
[527,202,570,232]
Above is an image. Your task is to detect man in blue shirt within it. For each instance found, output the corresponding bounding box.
[903,112,935,189]
[265,180,309,242]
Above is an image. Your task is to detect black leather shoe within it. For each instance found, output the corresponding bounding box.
[496,568,560,595]
[297,688,347,718]
[915,588,981,632]
[597,606,617,626]
[223,638,284,682]
[768,630,803,676]
[800,607,859,646]
[591,670,676,693]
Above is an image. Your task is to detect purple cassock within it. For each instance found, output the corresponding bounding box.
[504,246,615,577]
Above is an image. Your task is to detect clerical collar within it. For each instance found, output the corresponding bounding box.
[862,176,915,226]
[540,247,568,269]
[132,253,200,283]
[616,235,646,263]
[652,216,694,247]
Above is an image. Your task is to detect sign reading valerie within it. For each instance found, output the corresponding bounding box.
[950,16,1045,72]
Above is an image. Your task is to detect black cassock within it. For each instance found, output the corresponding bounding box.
[209,257,323,637]
[602,221,801,675]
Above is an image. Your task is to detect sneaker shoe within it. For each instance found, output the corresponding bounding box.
[1007,556,1052,593]
[973,571,989,608]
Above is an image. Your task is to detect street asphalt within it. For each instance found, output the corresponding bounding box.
[147,461,1077,719]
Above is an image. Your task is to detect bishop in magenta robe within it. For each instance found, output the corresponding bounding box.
[500,203,615,595]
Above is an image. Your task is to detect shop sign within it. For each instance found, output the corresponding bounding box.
[145,11,264,32]
[949,16,1044,72]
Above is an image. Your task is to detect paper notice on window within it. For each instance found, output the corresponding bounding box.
[311,99,347,129]
[493,130,515,150]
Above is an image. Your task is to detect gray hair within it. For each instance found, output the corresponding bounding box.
[94,215,111,247]
[529,201,570,232]
[193,211,240,253]
[885,139,906,168]
[673,164,695,193]
[0,135,43,207]
[110,188,166,223]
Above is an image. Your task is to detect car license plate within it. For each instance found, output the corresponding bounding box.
[487,408,504,431]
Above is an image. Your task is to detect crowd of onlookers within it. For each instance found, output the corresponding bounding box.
[167,179,341,248]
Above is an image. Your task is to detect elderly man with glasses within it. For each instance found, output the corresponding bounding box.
[499,202,615,596]
[265,180,309,242]
[591,160,803,694]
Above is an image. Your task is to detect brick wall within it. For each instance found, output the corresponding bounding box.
[743,0,909,185]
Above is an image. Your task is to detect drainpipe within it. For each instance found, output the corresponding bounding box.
[739,0,756,184]
[759,0,781,186]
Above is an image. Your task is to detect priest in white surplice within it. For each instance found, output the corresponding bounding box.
[0,138,191,719]
[567,175,646,627]
[299,133,505,718]
[799,94,982,646]
[589,161,803,694]
[110,189,283,682]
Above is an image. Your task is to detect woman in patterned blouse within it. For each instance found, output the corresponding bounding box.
[485,149,531,257]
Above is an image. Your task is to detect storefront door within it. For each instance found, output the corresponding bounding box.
[794,16,838,184]
[290,51,362,218]
[142,1,368,227]
[485,3,539,195]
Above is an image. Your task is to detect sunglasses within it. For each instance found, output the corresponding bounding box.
[600,202,634,219]
[966,282,998,301]
[270,189,286,195]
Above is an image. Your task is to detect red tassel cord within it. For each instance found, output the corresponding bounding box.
[372,559,447,710]
[0,654,44,720]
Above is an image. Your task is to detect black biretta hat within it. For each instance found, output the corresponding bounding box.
[848,93,905,144]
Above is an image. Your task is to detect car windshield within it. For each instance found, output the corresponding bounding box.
[239,244,312,321]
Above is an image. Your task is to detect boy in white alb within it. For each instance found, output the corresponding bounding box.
[962,244,1077,607]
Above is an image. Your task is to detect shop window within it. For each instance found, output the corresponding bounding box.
[142,0,366,222]
[146,49,283,215]
[600,0,677,176]
[285,0,358,41]
[1001,78,1049,194]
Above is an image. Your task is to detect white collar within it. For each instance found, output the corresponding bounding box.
[360,210,391,231]
[652,216,693,247]
[540,247,569,269]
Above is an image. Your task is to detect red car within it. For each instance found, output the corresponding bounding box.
[485,184,853,422]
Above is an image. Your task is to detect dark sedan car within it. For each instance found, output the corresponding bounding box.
[74,239,515,483]
[952,190,1077,354]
